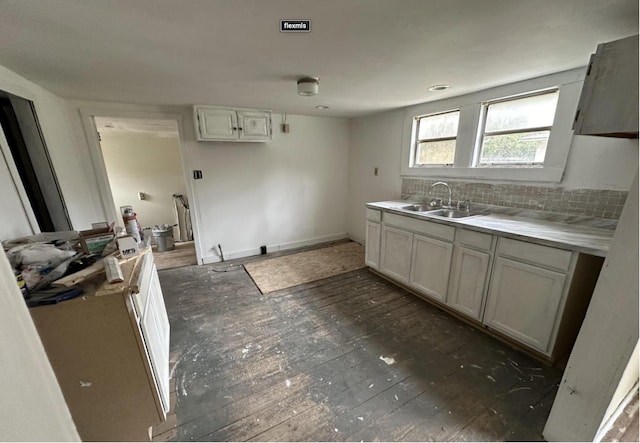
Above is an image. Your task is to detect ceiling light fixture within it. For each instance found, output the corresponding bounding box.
[297,77,319,96]
[428,84,450,92]
[315,105,330,110]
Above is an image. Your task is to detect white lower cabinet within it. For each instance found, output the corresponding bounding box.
[409,234,453,302]
[140,264,171,414]
[484,257,566,354]
[365,220,381,269]
[380,225,413,283]
[447,246,491,320]
[29,249,170,441]
[366,206,603,362]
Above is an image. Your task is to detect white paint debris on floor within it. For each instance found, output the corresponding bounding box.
[357,416,364,421]
[285,379,292,388]
[379,355,396,365]
[79,381,92,388]
[486,375,496,382]
[508,387,532,394]
[368,383,374,389]
[394,394,399,401]
[470,364,483,369]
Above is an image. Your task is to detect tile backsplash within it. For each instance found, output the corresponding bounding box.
[402,178,628,219]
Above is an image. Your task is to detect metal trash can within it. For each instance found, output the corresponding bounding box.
[152,225,175,252]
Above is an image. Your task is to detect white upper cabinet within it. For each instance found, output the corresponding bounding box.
[194,106,272,142]
[573,35,639,138]
[237,110,272,141]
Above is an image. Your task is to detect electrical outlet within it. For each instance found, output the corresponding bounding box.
[138,192,145,200]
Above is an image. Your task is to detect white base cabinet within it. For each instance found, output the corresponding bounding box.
[366,207,604,362]
[484,257,566,354]
[380,225,413,283]
[447,246,491,320]
[30,249,170,441]
[365,208,382,269]
[409,234,453,302]
[365,220,381,269]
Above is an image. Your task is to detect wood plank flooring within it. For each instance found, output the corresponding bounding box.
[153,252,561,441]
[153,241,197,271]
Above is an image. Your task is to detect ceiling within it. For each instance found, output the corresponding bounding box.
[0,0,637,118]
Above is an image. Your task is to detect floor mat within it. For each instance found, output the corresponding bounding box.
[244,241,365,293]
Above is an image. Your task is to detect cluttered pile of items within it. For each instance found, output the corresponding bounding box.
[4,207,174,307]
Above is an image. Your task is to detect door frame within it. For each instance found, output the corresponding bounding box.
[0,119,40,235]
[79,107,202,264]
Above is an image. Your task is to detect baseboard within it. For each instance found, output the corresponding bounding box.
[200,232,349,264]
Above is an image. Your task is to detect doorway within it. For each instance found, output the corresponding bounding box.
[94,117,194,257]
[0,91,72,233]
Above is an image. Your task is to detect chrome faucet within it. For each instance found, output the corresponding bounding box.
[430,182,452,208]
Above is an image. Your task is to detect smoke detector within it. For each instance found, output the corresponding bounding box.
[297,77,319,96]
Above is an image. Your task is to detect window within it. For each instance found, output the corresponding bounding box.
[400,69,582,182]
[476,90,559,166]
[413,110,459,166]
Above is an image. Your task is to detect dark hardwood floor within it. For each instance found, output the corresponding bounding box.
[153,251,561,441]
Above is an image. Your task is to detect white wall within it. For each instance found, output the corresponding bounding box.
[100,132,186,229]
[64,100,350,264]
[191,114,350,262]
[346,109,404,243]
[0,65,102,232]
[346,76,639,242]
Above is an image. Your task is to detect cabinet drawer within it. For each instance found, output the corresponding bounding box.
[383,213,455,242]
[366,208,382,222]
[497,238,572,272]
[457,229,494,252]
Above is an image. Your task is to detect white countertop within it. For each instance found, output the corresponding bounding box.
[366,201,614,257]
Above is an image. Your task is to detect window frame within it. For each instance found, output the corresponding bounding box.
[475,89,559,167]
[412,109,460,167]
[400,68,585,183]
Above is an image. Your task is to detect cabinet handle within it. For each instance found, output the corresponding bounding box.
[232,127,238,131]
[238,127,243,131]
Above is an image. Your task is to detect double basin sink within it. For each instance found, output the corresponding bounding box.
[401,204,487,219]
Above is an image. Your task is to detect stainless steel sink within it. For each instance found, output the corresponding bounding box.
[426,209,486,219]
[401,204,432,212]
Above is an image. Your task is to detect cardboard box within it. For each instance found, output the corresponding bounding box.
[117,235,139,259]
[79,227,114,255]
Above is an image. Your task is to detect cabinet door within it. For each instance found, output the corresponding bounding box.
[196,108,238,140]
[365,221,381,269]
[573,35,639,137]
[447,246,490,320]
[238,110,272,141]
[484,257,566,354]
[380,225,413,283]
[409,234,453,302]
[140,265,171,415]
